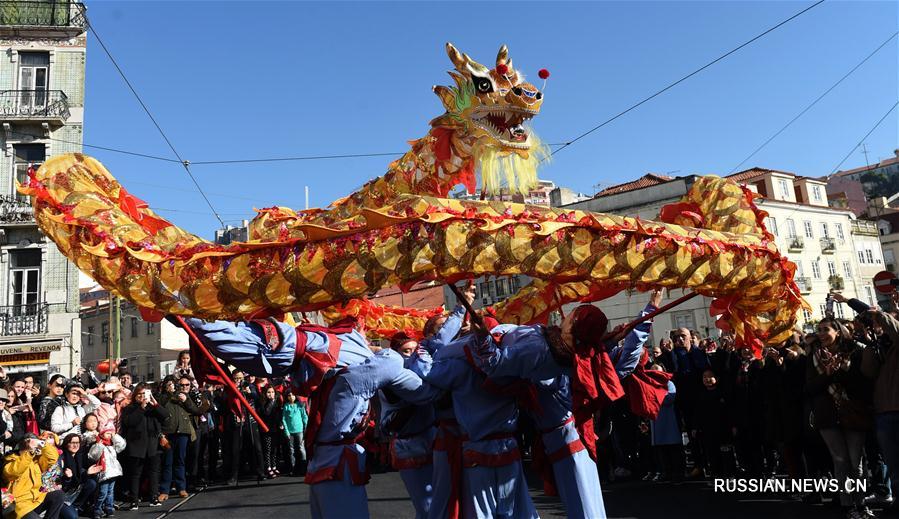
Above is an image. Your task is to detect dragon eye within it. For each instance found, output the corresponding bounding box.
[473,76,493,93]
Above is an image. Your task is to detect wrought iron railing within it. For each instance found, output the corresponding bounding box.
[796,277,812,294]
[0,90,69,120]
[0,303,48,336]
[828,275,845,291]
[0,195,34,223]
[820,237,836,253]
[0,1,86,29]
[788,237,804,251]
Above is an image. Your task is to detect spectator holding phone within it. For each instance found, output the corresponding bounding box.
[119,384,169,509]
[38,375,67,432]
[3,432,66,519]
[50,383,100,439]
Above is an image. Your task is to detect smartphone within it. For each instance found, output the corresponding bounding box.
[825,294,835,318]
[142,389,153,401]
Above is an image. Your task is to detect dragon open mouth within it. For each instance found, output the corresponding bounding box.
[472,107,537,149]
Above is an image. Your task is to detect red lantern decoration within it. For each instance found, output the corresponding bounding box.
[496,64,509,76]
[97,360,111,374]
[538,69,550,80]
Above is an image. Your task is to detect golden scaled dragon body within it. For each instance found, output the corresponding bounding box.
[23,44,806,352]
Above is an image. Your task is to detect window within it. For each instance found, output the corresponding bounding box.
[812,185,822,202]
[864,286,875,306]
[9,249,40,316]
[795,261,805,278]
[17,52,49,112]
[131,317,138,338]
[495,278,508,298]
[778,179,791,200]
[101,322,109,345]
[811,260,821,279]
[866,248,874,264]
[885,249,896,269]
[766,217,778,236]
[479,282,489,301]
[146,322,155,335]
[87,325,94,346]
[819,304,828,317]
[510,276,520,292]
[859,250,866,264]
[843,261,852,278]
[671,311,695,331]
[802,309,813,322]
[827,261,836,276]
[835,223,844,241]
[820,222,829,238]
[786,219,797,239]
[836,304,845,318]
[804,221,813,238]
[13,144,45,203]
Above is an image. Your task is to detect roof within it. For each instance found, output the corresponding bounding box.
[369,284,446,310]
[835,155,899,178]
[594,173,673,197]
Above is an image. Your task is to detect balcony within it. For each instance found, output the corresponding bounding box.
[820,237,836,254]
[0,1,86,36]
[0,90,70,124]
[828,275,845,291]
[796,277,812,294]
[0,303,48,336]
[0,195,34,224]
[788,237,804,252]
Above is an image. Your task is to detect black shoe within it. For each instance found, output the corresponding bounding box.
[105,512,116,518]
[127,503,139,511]
[148,500,162,508]
[226,478,238,486]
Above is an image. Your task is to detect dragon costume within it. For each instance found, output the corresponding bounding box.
[21,43,806,354]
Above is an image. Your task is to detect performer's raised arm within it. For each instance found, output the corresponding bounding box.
[420,282,476,355]
[608,289,663,379]
[182,317,297,377]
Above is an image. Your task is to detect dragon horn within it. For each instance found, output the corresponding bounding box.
[462,52,489,74]
[496,45,509,68]
[446,42,467,71]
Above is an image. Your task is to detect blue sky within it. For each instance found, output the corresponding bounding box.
[82,1,898,238]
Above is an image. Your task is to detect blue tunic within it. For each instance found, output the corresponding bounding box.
[651,381,680,446]
[422,339,538,519]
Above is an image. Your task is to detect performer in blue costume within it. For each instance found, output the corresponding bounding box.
[471,290,661,519]
[380,334,437,519]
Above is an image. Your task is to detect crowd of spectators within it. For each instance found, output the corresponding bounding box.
[595,292,899,519]
[0,350,309,519]
[0,292,897,519]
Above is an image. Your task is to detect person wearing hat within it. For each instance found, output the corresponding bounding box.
[3,431,65,519]
[87,422,126,519]
[50,383,100,439]
[38,375,67,432]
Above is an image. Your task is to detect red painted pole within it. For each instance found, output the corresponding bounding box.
[172,315,269,433]
[601,291,700,342]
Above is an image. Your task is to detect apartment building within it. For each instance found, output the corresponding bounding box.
[0,1,86,380]
[559,167,883,341]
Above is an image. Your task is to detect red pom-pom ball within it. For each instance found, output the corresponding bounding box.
[496,64,509,75]
[538,69,550,80]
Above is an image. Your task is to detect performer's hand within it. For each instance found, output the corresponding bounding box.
[463,280,476,306]
[829,292,848,303]
[649,288,663,309]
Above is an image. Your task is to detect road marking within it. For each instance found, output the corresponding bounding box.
[154,490,201,519]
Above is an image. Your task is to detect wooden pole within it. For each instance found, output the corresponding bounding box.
[171,315,269,433]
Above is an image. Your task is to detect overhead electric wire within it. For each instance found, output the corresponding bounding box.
[729,31,898,174]
[551,0,826,157]
[827,100,899,178]
[87,20,227,228]
[9,131,180,163]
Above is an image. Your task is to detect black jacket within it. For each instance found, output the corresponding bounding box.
[120,403,170,458]
[59,448,94,492]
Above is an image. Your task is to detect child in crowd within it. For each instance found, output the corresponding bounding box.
[88,423,126,519]
[81,413,100,447]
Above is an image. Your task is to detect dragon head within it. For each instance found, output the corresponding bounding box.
[432,43,546,167]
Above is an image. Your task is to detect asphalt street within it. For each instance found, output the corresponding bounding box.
[122,467,876,519]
